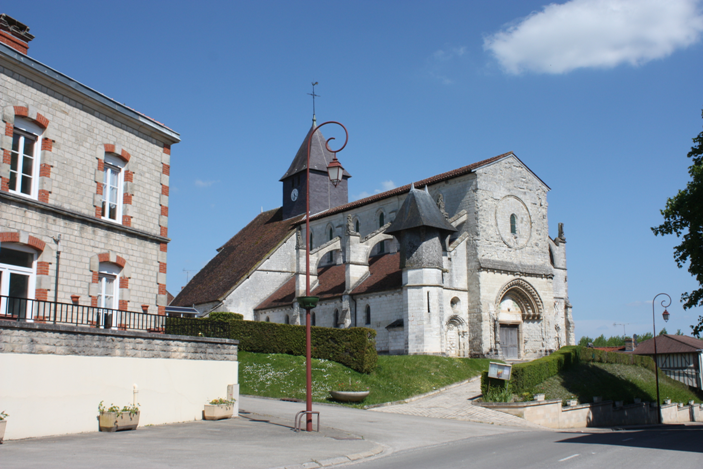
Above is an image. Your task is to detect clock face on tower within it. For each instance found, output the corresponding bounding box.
[291,188,299,201]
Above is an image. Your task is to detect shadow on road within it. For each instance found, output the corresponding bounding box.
[555,427,703,454]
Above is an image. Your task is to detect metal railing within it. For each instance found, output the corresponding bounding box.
[0,295,166,333]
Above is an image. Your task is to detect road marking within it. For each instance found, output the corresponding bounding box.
[622,438,634,442]
[559,454,580,462]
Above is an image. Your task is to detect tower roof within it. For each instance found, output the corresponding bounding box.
[386,185,457,235]
[280,125,352,181]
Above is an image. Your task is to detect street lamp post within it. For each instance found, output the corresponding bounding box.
[651,293,671,424]
[297,121,348,432]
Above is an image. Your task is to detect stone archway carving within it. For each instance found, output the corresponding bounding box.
[495,278,543,320]
[445,314,467,357]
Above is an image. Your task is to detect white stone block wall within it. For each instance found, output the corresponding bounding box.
[0,57,175,313]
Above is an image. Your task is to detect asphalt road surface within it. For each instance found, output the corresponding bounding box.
[349,427,703,469]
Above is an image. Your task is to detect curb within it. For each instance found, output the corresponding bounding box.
[271,444,386,469]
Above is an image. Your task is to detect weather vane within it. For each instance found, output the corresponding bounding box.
[308,82,319,119]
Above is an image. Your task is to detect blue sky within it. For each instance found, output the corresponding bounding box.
[8,0,703,340]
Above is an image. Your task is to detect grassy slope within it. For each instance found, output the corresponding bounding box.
[533,362,703,405]
[239,351,493,407]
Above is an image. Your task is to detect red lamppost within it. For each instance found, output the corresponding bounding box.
[296,121,348,432]
[651,292,671,424]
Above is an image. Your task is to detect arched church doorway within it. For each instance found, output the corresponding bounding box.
[445,313,466,357]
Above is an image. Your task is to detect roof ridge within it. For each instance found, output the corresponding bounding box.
[307,151,516,222]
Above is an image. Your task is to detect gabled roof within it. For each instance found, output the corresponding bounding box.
[386,185,457,235]
[255,253,402,311]
[280,125,352,181]
[634,335,703,355]
[171,208,303,307]
[307,151,536,222]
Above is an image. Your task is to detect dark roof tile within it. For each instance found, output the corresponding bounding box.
[171,208,302,307]
[634,335,703,355]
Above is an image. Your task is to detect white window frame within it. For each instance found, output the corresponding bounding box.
[0,243,37,319]
[102,153,125,223]
[97,262,120,310]
[9,118,43,199]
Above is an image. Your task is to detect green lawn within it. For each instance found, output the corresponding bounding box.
[239,351,493,407]
[532,362,703,405]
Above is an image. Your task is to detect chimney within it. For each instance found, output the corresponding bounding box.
[0,14,34,55]
[625,337,635,352]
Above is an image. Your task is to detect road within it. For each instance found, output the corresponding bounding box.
[347,426,703,469]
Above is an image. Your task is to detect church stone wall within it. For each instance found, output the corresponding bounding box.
[356,290,403,353]
[221,234,297,319]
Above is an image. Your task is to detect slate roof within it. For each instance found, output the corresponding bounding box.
[634,335,703,355]
[280,125,352,181]
[307,151,542,222]
[171,208,303,307]
[255,253,402,311]
[386,185,457,235]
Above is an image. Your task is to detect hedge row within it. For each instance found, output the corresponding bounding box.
[166,315,378,373]
[481,346,580,395]
[579,347,655,371]
[480,346,657,395]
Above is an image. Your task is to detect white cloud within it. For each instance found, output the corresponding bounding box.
[195,179,219,188]
[381,180,396,191]
[484,0,703,74]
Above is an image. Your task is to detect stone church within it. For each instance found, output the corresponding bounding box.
[172,119,575,359]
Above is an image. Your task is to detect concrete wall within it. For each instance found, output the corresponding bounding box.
[0,322,238,440]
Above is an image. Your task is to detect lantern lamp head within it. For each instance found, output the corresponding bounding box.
[662,309,670,323]
[327,155,344,187]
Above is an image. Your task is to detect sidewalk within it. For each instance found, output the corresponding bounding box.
[1,394,535,469]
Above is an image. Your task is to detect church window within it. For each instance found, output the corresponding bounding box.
[355,219,360,233]
[309,232,313,250]
[510,214,517,235]
[328,227,334,263]
[378,213,385,254]
[334,309,339,327]
[285,314,290,325]
[427,291,431,313]
[102,153,126,223]
[9,118,43,198]
[312,312,316,326]
[365,305,371,325]
[266,316,270,322]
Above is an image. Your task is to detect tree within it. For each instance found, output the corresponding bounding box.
[659,328,668,336]
[652,108,703,336]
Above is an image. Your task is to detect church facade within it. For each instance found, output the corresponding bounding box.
[173,122,575,359]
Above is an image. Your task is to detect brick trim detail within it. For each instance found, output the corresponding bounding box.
[155,143,171,315]
[88,252,132,312]
[0,231,48,300]
[95,144,133,226]
[1,105,52,201]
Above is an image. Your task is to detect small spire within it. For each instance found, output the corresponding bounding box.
[312,114,317,128]
[411,182,415,190]
[425,185,429,193]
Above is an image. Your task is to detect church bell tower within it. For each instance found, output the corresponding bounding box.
[280,118,351,220]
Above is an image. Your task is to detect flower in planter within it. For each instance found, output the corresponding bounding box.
[98,401,140,417]
[0,410,8,421]
[335,378,369,392]
[208,397,236,405]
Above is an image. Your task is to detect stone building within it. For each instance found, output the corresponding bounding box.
[0,14,179,318]
[173,118,574,359]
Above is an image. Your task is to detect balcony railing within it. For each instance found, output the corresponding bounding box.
[0,295,166,333]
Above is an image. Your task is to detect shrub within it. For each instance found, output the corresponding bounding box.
[579,347,655,371]
[166,317,377,373]
[209,311,244,321]
[481,346,581,397]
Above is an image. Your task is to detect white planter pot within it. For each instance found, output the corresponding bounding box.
[330,391,370,402]
[566,399,578,407]
[534,393,545,402]
[203,404,234,420]
[98,411,140,432]
[0,420,6,443]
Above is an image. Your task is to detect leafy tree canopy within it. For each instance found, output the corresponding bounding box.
[652,109,703,335]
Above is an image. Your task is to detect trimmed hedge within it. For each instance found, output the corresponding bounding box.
[480,346,658,397]
[166,316,377,374]
[481,346,580,396]
[579,346,655,371]
[209,312,244,321]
